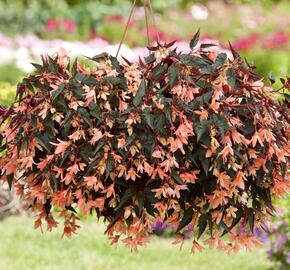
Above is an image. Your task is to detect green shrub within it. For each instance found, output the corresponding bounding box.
[0,64,25,85]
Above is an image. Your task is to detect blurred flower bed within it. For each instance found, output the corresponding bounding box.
[0,0,289,85]
[254,195,290,270]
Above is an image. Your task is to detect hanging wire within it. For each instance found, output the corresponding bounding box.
[116,0,160,57]
[143,0,150,46]
[147,0,160,43]
[116,0,137,57]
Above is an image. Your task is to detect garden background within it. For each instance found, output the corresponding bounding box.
[0,0,289,269]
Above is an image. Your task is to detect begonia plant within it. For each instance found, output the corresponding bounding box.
[0,32,289,253]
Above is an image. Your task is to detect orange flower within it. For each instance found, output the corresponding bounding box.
[50,139,71,156]
[126,167,140,181]
[217,171,231,189]
[191,240,204,254]
[194,110,209,121]
[232,171,245,190]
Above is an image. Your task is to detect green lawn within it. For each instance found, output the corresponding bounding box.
[0,216,272,270]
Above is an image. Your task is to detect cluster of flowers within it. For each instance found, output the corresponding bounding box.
[268,220,290,269]
[255,206,290,269]
[0,34,289,253]
[231,32,289,52]
[45,19,77,35]
[152,220,193,238]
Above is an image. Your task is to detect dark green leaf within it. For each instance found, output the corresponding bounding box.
[75,73,97,85]
[177,208,194,232]
[145,54,156,64]
[142,108,154,130]
[197,214,208,239]
[152,64,168,81]
[172,170,184,185]
[221,208,243,236]
[105,154,114,180]
[248,208,255,233]
[212,114,231,138]
[52,84,65,100]
[88,102,103,122]
[7,173,14,190]
[115,188,136,212]
[168,64,180,88]
[190,29,200,50]
[268,72,275,84]
[213,53,227,70]
[34,132,51,151]
[226,68,238,90]
[133,78,147,107]
[281,162,287,178]
[195,119,210,142]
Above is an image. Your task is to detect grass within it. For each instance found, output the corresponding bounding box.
[0,216,273,270]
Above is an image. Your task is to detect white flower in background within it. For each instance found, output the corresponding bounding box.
[0,46,15,65]
[191,4,209,21]
[15,48,34,73]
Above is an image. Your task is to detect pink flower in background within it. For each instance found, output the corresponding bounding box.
[263,32,288,50]
[46,19,60,33]
[63,19,77,34]
[232,33,259,51]
[45,18,77,35]
[105,14,123,23]
[146,26,166,42]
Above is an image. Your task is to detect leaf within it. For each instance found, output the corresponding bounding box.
[65,205,77,214]
[190,29,200,50]
[172,170,184,185]
[75,73,97,85]
[48,56,58,72]
[212,114,231,138]
[88,103,103,122]
[78,108,92,127]
[152,64,168,81]
[44,199,52,216]
[142,108,155,130]
[228,41,240,60]
[200,43,217,49]
[195,120,210,142]
[197,214,208,239]
[71,58,78,76]
[281,162,287,178]
[105,154,114,180]
[101,76,127,90]
[180,55,209,68]
[268,72,275,84]
[86,52,109,62]
[226,68,238,90]
[145,54,156,64]
[213,53,227,70]
[154,112,167,135]
[52,84,65,100]
[133,78,147,107]
[115,188,136,212]
[200,158,210,176]
[144,187,157,216]
[53,95,67,111]
[221,207,243,236]
[177,208,194,232]
[34,132,51,151]
[31,63,43,72]
[248,208,255,233]
[168,64,180,88]
[7,173,14,190]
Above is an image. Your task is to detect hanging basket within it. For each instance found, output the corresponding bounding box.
[0,1,289,253]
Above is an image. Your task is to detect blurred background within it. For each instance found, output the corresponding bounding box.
[0,1,289,270]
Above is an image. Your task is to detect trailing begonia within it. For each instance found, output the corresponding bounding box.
[0,32,289,253]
